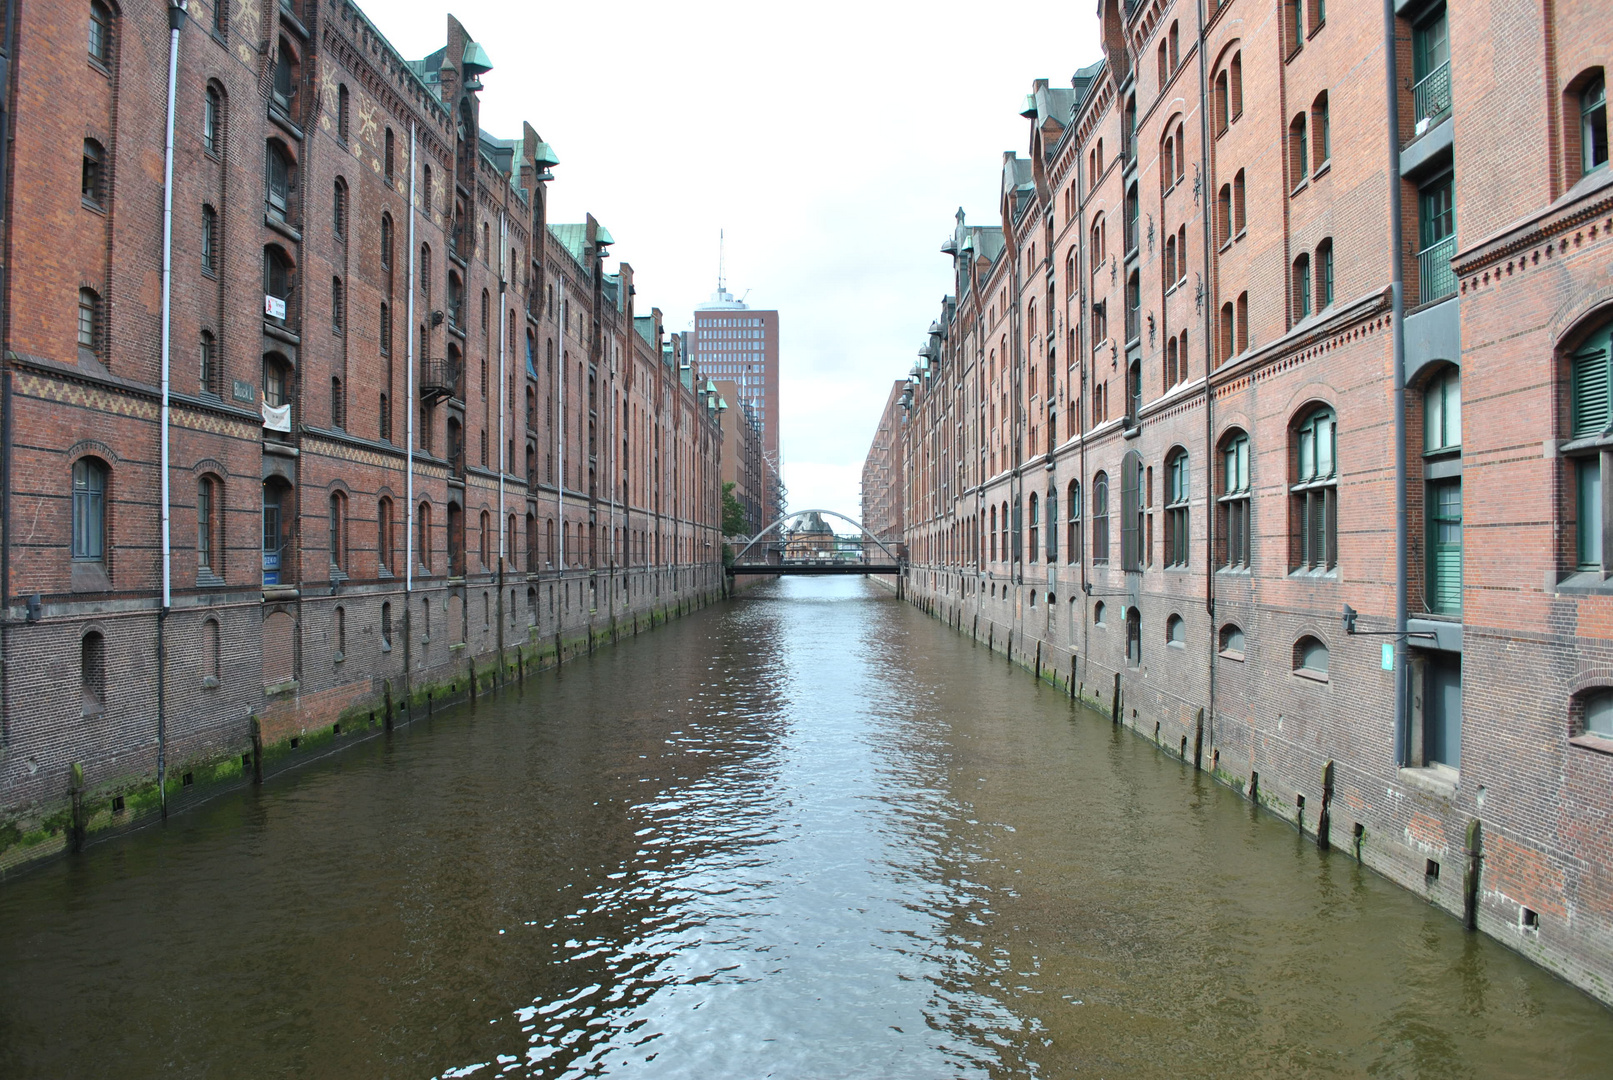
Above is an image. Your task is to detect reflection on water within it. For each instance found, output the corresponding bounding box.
[1,577,1608,1079]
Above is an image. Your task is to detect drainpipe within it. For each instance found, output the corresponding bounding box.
[404,122,417,679]
[156,0,187,817]
[1385,0,1410,764]
[1075,107,1090,675]
[1198,0,1218,757]
[557,283,566,572]
[496,210,507,662]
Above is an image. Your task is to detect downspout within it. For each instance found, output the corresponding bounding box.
[496,210,507,661]
[1385,0,1410,764]
[557,284,565,572]
[404,122,417,679]
[0,0,17,753]
[156,0,186,818]
[1198,0,1219,757]
[1076,106,1090,673]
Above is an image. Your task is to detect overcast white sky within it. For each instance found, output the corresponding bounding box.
[379,1,1101,520]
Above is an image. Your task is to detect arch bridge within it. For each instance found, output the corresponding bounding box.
[728,510,904,576]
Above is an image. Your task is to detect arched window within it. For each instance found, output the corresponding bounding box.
[1581,75,1608,176]
[81,631,107,714]
[1294,636,1329,679]
[1312,92,1330,166]
[1219,429,1252,569]
[1163,234,1177,288]
[1289,113,1309,184]
[381,601,393,649]
[1047,486,1059,562]
[1177,226,1187,282]
[1215,70,1230,135]
[331,276,345,333]
[1174,123,1185,184]
[203,84,223,155]
[337,84,351,143]
[203,618,221,682]
[546,517,556,568]
[1217,184,1232,247]
[989,504,997,562]
[1316,239,1334,309]
[1293,253,1312,321]
[1092,472,1110,564]
[479,510,491,566]
[1162,132,1175,191]
[1028,492,1039,564]
[1165,334,1179,388]
[380,213,394,275]
[1170,22,1179,71]
[333,179,347,238]
[272,38,298,111]
[1094,600,1107,626]
[89,2,113,64]
[417,501,433,572]
[1425,365,1460,453]
[1292,406,1338,571]
[384,128,396,186]
[1166,613,1186,647]
[262,478,291,585]
[1219,623,1246,658]
[328,490,347,571]
[263,245,293,317]
[81,139,105,206]
[334,606,347,660]
[78,287,103,359]
[201,204,218,274]
[1066,480,1082,564]
[197,475,219,575]
[262,352,291,407]
[1220,302,1235,364]
[1165,449,1189,567]
[1237,292,1249,352]
[199,330,217,394]
[1233,170,1247,234]
[72,458,108,561]
[378,496,394,573]
[447,270,464,328]
[1000,500,1009,564]
[1578,688,1613,738]
[1125,606,1142,667]
[1230,53,1244,116]
[380,301,392,356]
[420,243,432,299]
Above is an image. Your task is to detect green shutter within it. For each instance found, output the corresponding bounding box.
[1430,544,1462,613]
[1573,342,1611,438]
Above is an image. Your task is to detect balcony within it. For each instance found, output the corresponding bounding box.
[1413,62,1451,129]
[1418,234,1457,306]
[420,357,457,403]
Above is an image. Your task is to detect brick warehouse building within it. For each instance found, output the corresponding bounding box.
[870,0,1613,1001]
[0,0,726,871]
[859,379,907,550]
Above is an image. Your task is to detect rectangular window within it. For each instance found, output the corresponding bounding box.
[1412,6,1452,126]
[1427,479,1462,613]
[1578,457,1603,570]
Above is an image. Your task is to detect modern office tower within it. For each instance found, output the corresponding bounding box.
[688,283,781,522]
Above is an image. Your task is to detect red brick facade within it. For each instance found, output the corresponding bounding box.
[0,1,724,868]
[873,0,1613,1002]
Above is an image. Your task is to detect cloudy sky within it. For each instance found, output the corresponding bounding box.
[379,1,1101,520]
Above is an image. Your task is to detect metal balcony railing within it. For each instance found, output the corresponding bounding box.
[1418,234,1457,305]
[1414,62,1452,127]
[420,357,456,403]
[1125,304,1140,343]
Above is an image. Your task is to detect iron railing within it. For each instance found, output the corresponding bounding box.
[1418,234,1457,305]
[1413,62,1451,127]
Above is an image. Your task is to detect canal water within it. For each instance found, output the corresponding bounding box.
[1,577,1609,1078]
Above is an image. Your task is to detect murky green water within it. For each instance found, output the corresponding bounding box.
[1,577,1608,1078]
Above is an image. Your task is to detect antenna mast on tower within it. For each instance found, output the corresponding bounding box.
[717,228,725,292]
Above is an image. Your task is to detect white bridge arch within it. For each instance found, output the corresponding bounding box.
[730,509,903,566]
